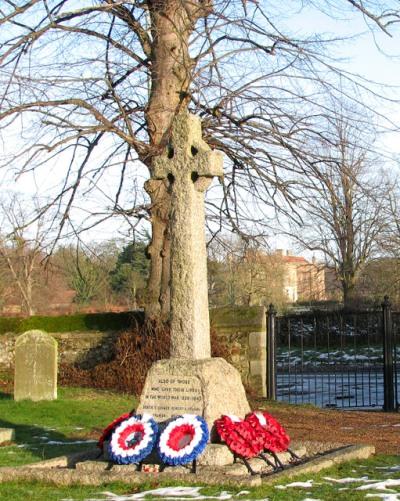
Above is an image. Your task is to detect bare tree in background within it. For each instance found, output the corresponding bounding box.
[208,236,286,308]
[379,182,400,257]
[287,112,389,307]
[55,243,115,308]
[0,195,55,315]
[357,181,400,305]
[1,1,400,319]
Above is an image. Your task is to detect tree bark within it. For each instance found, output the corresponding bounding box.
[144,1,210,320]
[144,179,171,319]
[342,281,357,309]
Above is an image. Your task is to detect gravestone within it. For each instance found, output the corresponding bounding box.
[0,428,15,444]
[14,330,57,401]
[137,112,250,439]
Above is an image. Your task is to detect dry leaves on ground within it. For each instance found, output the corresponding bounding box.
[256,400,400,455]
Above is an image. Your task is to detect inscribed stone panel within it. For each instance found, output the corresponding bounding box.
[139,375,203,421]
[14,330,57,401]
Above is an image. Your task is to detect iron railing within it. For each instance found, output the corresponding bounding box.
[266,298,399,411]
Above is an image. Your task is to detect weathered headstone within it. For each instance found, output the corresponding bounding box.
[0,428,15,444]
[137,112,250,439]
[14,330,57,401]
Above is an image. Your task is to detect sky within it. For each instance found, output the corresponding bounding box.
[1,1,400,253]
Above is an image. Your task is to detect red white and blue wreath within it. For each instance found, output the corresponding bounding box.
[157,414,209,465]
[108,414,158,465]
[98,412,131,451]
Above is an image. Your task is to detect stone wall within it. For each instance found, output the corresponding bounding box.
[0,306,267,396]
[210,306,266,397]
[0,331,121,371]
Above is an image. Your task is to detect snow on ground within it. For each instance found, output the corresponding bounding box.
[356,479,400,492]
[64,464,400,501]
[376,466,400,474]
[275,480,315,489]
[46,439,96,445]
[13,439,96,448]
[62,487,253,501]
[365,495,400,501]
[323,476,373,484]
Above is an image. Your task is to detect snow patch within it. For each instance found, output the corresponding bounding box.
[276,480,314,489]
[73,487,239,501]
[365,495,400,501]
[323,476,373,484]
[376,466,400,473]
[356,479,400,492]
[46,439,96,445]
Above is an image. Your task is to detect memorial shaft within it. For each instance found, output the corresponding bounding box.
[152,112,223,359]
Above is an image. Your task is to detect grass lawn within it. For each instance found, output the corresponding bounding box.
[0,386,135,467]
[0,385,399,500]
[1,455,400,500]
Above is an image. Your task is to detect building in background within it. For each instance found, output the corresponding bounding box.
[274,250,326,302]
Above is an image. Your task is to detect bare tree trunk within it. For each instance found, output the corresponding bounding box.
[144,179,171,319]
[24,279,35,316]
[342,280,357,309]
[341,262,358,308]
[144,0,208,320]
[1,249,36,316]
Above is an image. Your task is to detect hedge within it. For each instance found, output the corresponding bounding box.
[0,311,144,335]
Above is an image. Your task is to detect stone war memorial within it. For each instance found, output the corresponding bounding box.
[0,112,375,488]
[137,111,250,440]
[14,329,58,401]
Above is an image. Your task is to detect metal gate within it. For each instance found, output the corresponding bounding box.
[266,298,399,410]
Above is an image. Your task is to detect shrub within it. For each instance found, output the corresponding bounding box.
[59,321,171,396]
[59,324,231,396]
[0,311,142,334]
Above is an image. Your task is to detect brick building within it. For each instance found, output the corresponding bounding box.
[274,250,326,302]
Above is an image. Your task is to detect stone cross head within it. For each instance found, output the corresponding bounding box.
[152,111,223,190]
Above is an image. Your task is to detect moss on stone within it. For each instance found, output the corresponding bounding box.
[0,311,143,335]
[210,306,265,333]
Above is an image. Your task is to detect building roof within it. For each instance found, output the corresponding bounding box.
[281,255,308,264]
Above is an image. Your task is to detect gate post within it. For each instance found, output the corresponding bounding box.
[382,296,396,412]
[266,303,277,400]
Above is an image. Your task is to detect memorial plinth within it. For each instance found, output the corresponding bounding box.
[138,111,250,446]
[137,358,250,440]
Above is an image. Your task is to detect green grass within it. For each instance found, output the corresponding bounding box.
[1,455,400,500]
[0,481,132,501]
[0,387,399,500]
[210,306,264,334]
[0,387,135,467]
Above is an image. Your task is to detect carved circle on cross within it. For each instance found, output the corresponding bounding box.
[152,111,223,193]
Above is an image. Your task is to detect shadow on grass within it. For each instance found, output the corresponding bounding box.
[0,417,97,462]
[0,392,12,401]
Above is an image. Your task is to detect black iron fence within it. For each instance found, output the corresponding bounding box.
[266,298,399,411]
